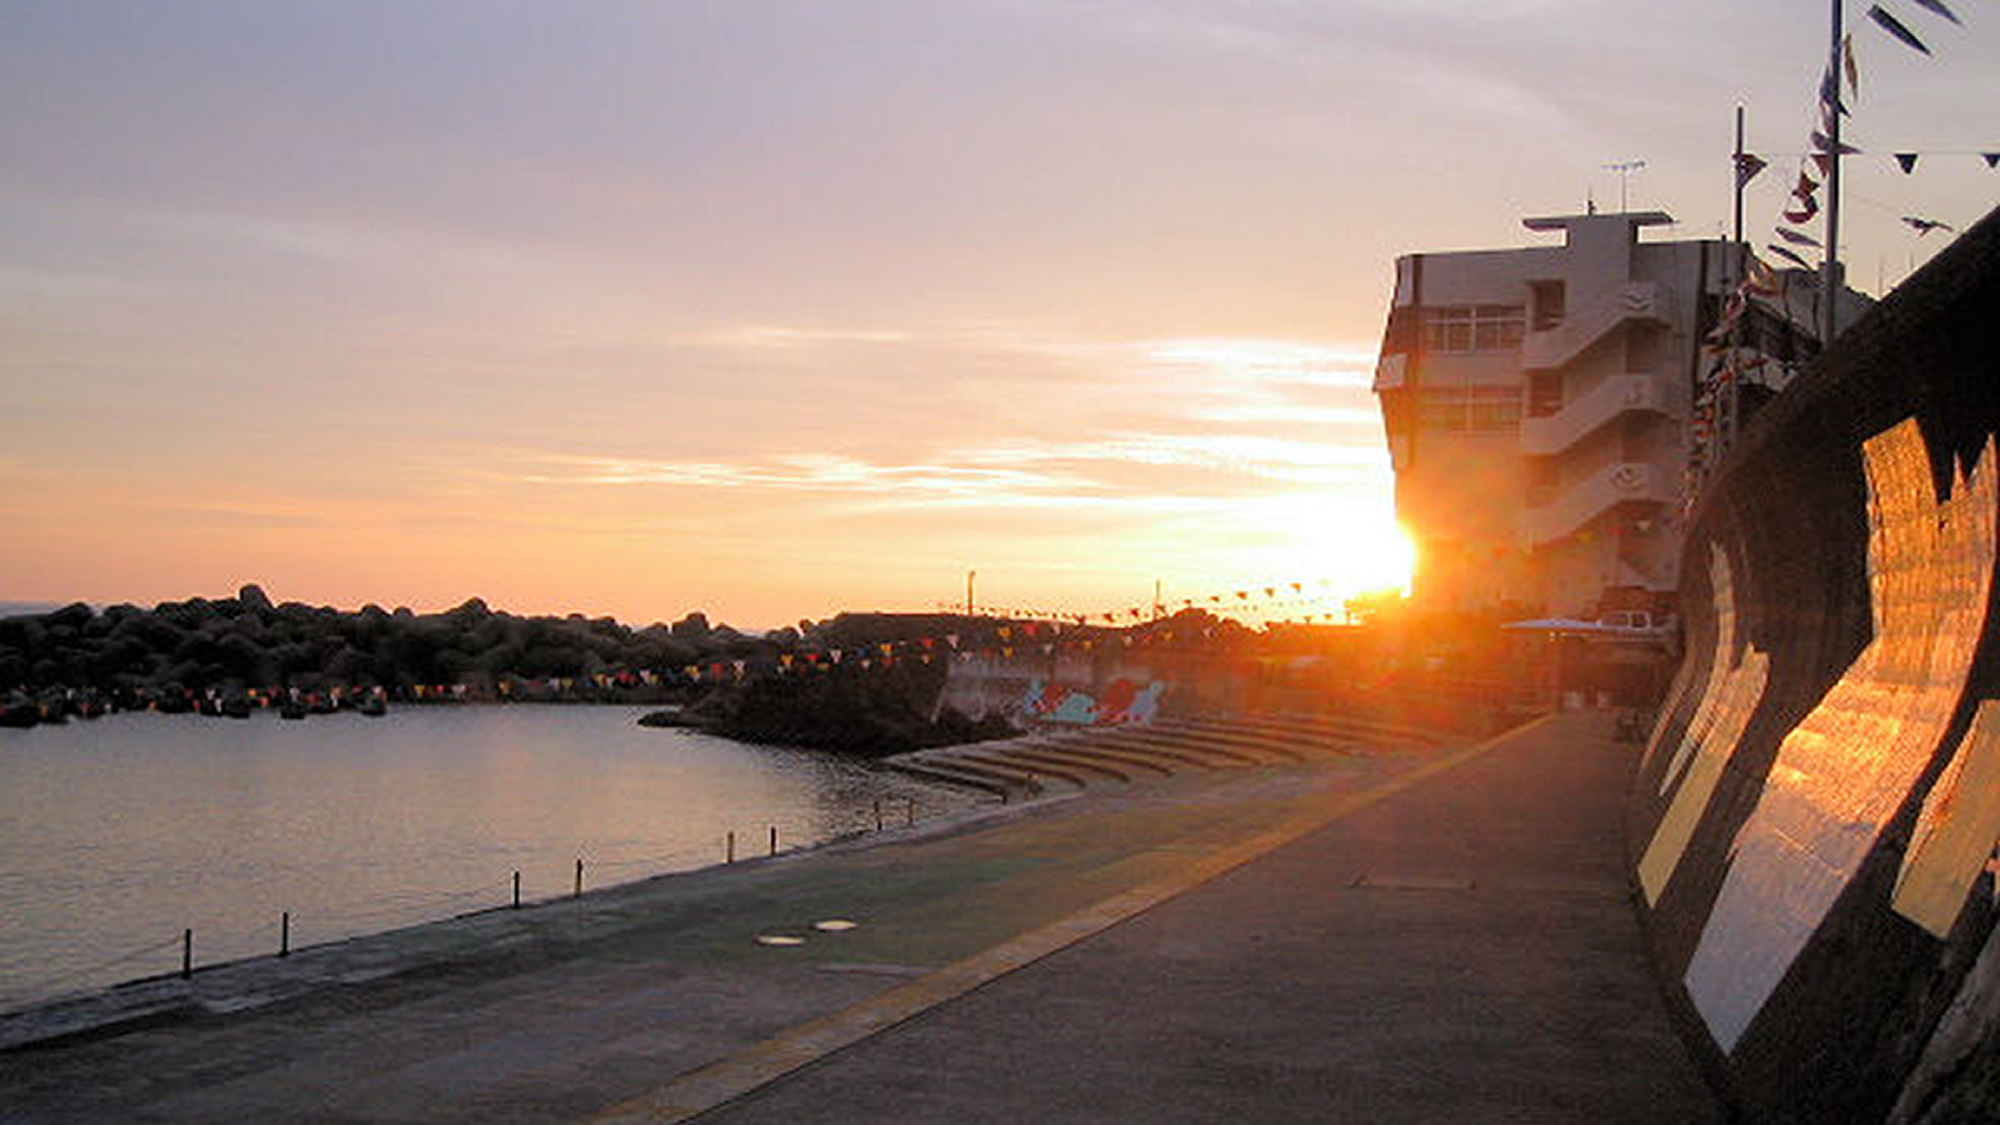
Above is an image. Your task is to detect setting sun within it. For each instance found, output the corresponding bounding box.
[1273,502,1416,602]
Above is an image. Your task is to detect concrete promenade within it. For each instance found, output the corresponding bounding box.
[0,712,1721,1124]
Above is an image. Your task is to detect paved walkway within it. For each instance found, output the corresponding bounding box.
[0,712,1721,1124]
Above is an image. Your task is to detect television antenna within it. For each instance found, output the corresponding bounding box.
[1602,159,1647,212]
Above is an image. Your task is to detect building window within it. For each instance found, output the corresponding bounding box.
[1527,371,1563,418]
[1422,305,1525,353]
[1530,281,1566,331]
[1526,457,1560,504]
[1418,386,1523,432]
[1625,326,1662,373]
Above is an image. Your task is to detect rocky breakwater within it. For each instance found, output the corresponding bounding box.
[0,586,769,725]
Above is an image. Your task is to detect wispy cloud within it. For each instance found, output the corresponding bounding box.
[1192,404,1381,426]
[473,325,1390,529]
[1137,338,1377,388]
[512,451,1094,500]
[958,433,1384,482]
[504,422,1389,518]
[689,324,918,350]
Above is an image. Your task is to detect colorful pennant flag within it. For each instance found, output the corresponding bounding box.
[1817,68,1846,121]
[1868,4,1932,55]
[1909,0,1962,26]
[1744,255,1780,294]
[1734,151,1768,188]
[1766,243,1814,269]
[1895,152,1920,173]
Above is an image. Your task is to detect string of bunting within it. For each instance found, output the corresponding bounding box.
[1689,251,1791,489]
[653,580,1389,684]
[1735,0,1979,274]
[938,577,1354,628]
[1693,0,1977,504]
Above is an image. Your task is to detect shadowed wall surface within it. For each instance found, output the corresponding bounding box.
[1630,207,2000,1124]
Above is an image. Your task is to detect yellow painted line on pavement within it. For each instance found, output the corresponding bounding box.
[585,716,1549,1125]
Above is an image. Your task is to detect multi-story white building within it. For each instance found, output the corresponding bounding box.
[1372,209,1864,619]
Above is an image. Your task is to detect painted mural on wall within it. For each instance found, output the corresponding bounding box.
[936,651,1167,728]
[1894,699,2000,936]
[1628,204,2000,1124]
[1639,544,1769,906]
[1019,677,1165,726]
[1677,420,1995,1051]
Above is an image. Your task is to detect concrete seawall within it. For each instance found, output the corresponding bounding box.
[1630,207,2000,1124]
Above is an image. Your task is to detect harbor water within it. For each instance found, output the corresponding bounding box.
[0,705,973,1011]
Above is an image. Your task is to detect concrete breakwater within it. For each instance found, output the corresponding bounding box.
[1630,207,2000,1124]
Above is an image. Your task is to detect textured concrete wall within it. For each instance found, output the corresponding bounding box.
[1630,207,2000,1124]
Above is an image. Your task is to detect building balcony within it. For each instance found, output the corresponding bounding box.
[1518,375,1671,456]
[1519,460,1676,545]
[1522,281,1672,372]
[1373,352,1408,392]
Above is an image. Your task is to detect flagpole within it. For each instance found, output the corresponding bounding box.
[1725,105,1748,463]
[1733,105,1746,250]
[1823,0,1843,345]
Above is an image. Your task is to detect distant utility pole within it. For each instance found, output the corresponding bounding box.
[1603,159,1647,213]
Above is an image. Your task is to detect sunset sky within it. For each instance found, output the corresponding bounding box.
[4,2,1996,629]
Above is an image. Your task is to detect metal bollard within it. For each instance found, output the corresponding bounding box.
[182,928,192,980]
[280,912,290,958]
[512,870,521,909]
[768,825,777,857]
[574,858,584,898]
[727,831,735,863]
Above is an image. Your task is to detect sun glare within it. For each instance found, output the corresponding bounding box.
[1199,496,1414,620]
[1318,515,1415,599]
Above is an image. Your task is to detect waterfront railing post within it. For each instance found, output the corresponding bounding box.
[181,928,192,980]
[574,858,583,898]
[768,825,777,856]
[512,870,521,910]
[726,831,735,863]
[280,911,290,958]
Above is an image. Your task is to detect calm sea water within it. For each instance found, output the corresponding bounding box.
[0,706,971,1011]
